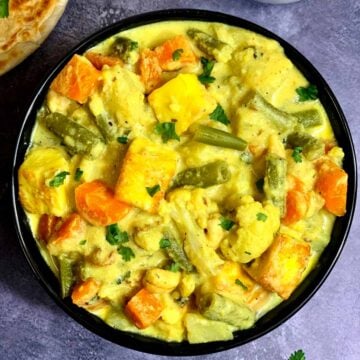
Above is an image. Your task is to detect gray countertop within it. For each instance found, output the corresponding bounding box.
[0,1,359,359]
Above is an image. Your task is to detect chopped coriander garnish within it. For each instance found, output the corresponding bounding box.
[118,246,135,262]
[296,84,318,101]
[209,104,230,125]
[288,349,306,360]
[198,57,216,85]
[106,224,129,246]
[129,41,138,51]
[155,122,180,143]
[48,171,70,187]
[256,212,268,222]
[159,238,171,249]
[116,270,131,284]
[0,0,9,18]
[219,217,235,231]
[117,135,128,144]
[74,168,83,181]
[146,184,161,197]
[235,278,248,290]
[292,146,303,163]
[256,178,265,192]
[79,239,87,245]
[244,251,252,255]
[172,48,184,61]
[166,262,181,272]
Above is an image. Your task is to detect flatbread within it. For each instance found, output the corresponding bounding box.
[0,0,68,75]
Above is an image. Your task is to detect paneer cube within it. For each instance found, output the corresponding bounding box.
[244,234,311,299]
[148,73,217,134]
[18,147,70,216]
[115,138,177,213]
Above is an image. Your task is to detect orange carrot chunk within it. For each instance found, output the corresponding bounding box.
[71,278,101,307]
[315,161,348,216]
[50,54,101,104]
[38,214,62,243]
[85,51,123,70]
[139,48,163,93]
[154,35,197,71]
[49,213,86,245]
[125,288,164,329]
[75,180,131,226]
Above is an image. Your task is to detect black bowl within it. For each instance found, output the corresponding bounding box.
[11,9,357,356]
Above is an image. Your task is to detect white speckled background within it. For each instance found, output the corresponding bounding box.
[0,1,359,359]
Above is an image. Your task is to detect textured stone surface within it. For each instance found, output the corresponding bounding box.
[0,1,359,359]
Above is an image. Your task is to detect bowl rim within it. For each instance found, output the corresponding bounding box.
[11,8,357,356]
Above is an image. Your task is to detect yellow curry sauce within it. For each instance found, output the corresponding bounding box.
[18,21,348,343]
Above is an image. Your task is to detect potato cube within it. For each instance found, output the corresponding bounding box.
[115,138,177,213]
[244,234,310,299]
[148,73,216,134]
[18,147,70,216]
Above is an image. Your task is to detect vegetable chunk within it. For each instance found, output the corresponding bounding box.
[18,147,70,216]
[125,288,164,329]
[148,73,216,134]
[244,234,311,299]
[115,138,178,213]
[50,54,101,104]
[75,180,132,226]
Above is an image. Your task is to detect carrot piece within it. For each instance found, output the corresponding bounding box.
[85,51,123,70]
[154,35,197,71]
[37,214,62,243]
[71,278,101,307]
[315,160,348,216]
[75,180,131,226]
[125,288,164,329]
[139,49,163,93]
[50,54,101,104]
[283,176,309,225]
[49,213,86,245]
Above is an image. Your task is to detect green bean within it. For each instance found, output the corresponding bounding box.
[43,112,104,157]
[0,0,9,18]
[264,154,287,216]
[292,109,322,128]
[198,293,255,329]
[59,256,74,299]
[246,91,296,131]
[171,160,231,189]
[287,131,325,160]
[162,230,194,273]
[187,28,232,62]
[191,124,247,151]
[94,113,118,142]
[110,37,139,64]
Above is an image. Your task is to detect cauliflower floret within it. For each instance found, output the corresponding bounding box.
[220,195,280,263]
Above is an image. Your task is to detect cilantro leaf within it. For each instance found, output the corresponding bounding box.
[244,251,251,255]
[159,238,171,249]
[79,239,87,245]
[292,146,303,163]
[155,122,180,143]
[146,184,161,197]
[288,349,306,360]
[219,217,235,231]
[48,171,70,187]
[210,104,230,125]
[118,246,135,262]
[74,168,83,181]
[198,57,216,84]
[166,262,181,272]
[296,84,318,101]
[106,224,129,246]
[117,135,128,144]
[256,212,268,222]
[235,278,248,290]
[172,48,184,61]
[0,0,9,18]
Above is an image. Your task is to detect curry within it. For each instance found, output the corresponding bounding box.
[18,21,348,343]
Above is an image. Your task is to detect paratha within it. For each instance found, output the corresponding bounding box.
[0,0,68,76]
